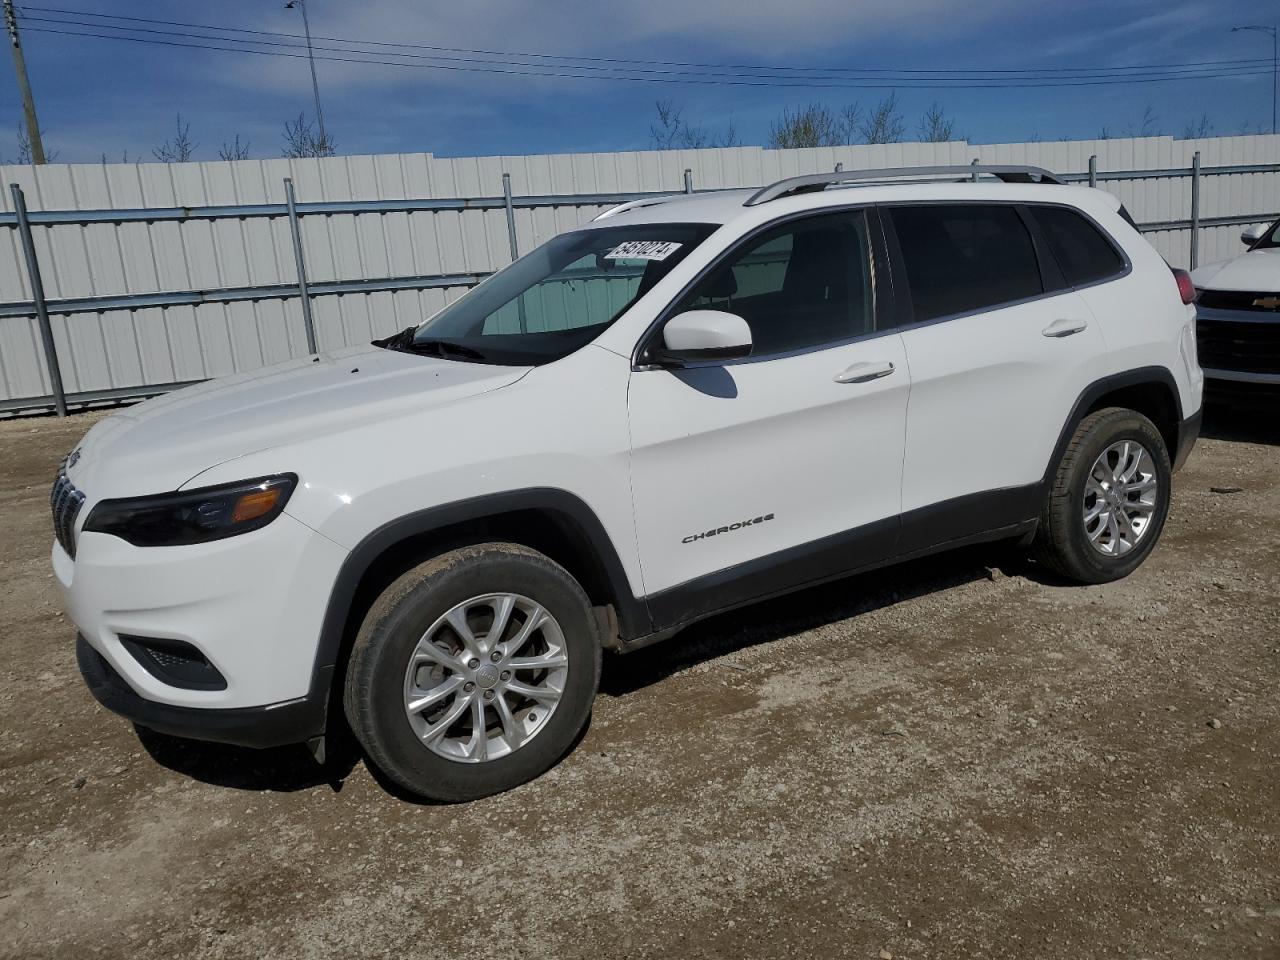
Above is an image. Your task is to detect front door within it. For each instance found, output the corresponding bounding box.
[627,208,910,627]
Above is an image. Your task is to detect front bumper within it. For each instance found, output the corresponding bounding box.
[1195,304,1280,384]
[77,634,329,748]
[56,511,346,712]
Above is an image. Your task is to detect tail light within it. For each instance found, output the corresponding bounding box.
[1171,267,1197,305]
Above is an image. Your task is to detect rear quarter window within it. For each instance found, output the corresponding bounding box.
[1031,206,1126,287]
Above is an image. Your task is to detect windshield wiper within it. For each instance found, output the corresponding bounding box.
[373,328,488,362]
[372,325,417,350]
[403,338,489,361]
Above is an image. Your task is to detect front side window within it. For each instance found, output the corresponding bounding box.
[1031,206,1125,286]
[392,222,715,365]
[890,204,1042,323]
[671,210,874,356]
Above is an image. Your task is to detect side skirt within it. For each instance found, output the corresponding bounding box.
[621,484,1040,652]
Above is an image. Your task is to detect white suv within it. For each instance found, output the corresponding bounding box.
[54,165,1203,801]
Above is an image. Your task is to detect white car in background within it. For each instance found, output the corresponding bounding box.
[1191,219,1280,398]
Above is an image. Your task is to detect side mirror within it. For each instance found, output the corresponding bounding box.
[653,310,752,366]
[1241,223,1268,247]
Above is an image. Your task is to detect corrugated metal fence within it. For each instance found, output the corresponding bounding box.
[1,134,1277,415]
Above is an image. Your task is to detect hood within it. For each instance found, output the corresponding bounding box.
[1190,246,1280,292]
[66,345,529,498]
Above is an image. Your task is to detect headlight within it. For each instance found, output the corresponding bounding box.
[83,474,297,547]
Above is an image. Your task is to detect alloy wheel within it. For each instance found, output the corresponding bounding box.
[402,593,568,763]
[1082,439,1159,557]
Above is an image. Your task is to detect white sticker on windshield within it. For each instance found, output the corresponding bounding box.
[604,240,683,261]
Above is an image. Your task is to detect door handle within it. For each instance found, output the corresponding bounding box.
[1042,317,1089,338]
[833,360,896,384]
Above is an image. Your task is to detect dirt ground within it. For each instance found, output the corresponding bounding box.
[0,402,1277,960]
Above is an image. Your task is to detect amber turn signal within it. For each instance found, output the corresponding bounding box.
[231,486,285,523]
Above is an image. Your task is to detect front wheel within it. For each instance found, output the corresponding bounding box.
[1032,407,1172,583]
[343,543,602,802]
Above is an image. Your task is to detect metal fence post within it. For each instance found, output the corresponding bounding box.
[970,158,980,182]
[501,172,519,261]
[683,168,693,194]
[501,173,528,333]
[283,177,318,355]
[1088,155,1097,189]
[9,183,66,416]
[1189,151,1201,269]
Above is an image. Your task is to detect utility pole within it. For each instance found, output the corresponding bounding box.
[1232,24,1278,135]
[285,0,328,150]
[3,0,46,164]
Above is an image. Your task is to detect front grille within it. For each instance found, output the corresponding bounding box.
[1197,318,1280,375]
[1196,289,1280,313]
[50,465,86,559]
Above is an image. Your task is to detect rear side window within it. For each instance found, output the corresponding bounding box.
[1031,206,1125,286]
[889,205,1042,323]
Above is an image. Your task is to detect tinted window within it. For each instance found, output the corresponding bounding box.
[673,210,873,355]
[1032,206,1125,286]
[891,205,1042,323]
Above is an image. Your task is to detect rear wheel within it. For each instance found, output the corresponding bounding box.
[344,543,601,802]
[1032,407,1172,583]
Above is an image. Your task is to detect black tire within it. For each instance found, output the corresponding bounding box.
[343,542,601,802]
[1032,407,1172,584]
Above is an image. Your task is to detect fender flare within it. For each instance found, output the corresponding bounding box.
[1041,365,1184,488]
[307,487,648,696]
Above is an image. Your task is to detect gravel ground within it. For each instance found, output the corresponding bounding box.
[0,403,1277,960]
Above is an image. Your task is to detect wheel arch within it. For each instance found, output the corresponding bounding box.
[1045,366,1184,487]
[307,489,648,725]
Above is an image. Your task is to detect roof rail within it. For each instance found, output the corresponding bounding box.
[744,164,1065,206]
[593,194,681,220]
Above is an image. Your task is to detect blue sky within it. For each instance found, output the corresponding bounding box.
[1,0,1277,163]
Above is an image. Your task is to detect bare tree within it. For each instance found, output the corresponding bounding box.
[13,124,58,163]
[1125,105,1160,138]
[99,149,131,163]
[218,135,251,161]
[153,114,197,162]
[1097,125,1113,140]
[1181,114,1213,139]
[769,102,858,148]
[282,112,336,158]
[917,102,955,142]
[651,100,687,149]
[857,93,906,145]
[650,100,740,150]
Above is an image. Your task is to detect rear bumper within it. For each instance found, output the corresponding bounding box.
[1173,408,1202,473]
[77,634,329,748]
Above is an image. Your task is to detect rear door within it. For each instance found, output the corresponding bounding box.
[627,208,910,625]
[884,202,1109,548]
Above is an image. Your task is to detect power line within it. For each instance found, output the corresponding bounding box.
[16,3,1274,79]
[16,13,1271,85]
[17,23,1275,90]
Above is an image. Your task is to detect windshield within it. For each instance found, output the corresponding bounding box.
[384,222,717,365]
